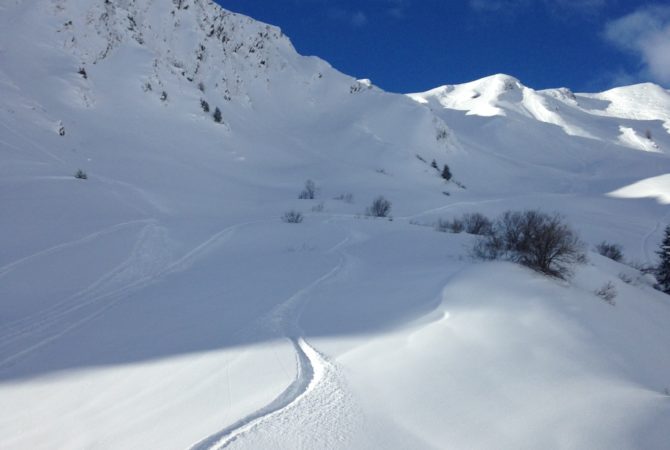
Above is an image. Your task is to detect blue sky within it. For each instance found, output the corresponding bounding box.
[215,1,670,93]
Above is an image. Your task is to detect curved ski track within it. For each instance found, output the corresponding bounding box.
[189,234,354,450]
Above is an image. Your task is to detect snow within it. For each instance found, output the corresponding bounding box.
[609,174,670,204]
[1,0,670,449]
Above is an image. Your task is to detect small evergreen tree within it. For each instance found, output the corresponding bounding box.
[213,107,222,123]
[74,169,88,180]
[201,99,210,112]
[441,164,452,181]
[431,159,438,170]
[656,226,670,293]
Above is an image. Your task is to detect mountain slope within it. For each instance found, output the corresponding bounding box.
[1,1,670,449]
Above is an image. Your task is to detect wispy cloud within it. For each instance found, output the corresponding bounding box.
[469,0,529,13]
[384,0,408,19]
[604,5,670,85]
[328,7,368,27]
[351,10,368,26]
[469,0,605,14]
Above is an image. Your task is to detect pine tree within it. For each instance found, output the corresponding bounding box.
[431,159,438,170]
[656,226,670,293]
[441,164,452,181]
[213,107,222,123]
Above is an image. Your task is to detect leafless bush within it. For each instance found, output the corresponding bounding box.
[435,218,464,233]
[595,281,617,305]
[628,260,656,274]
[281,210,303,223]
[298,179,317,199]
[473,210,585,279]
[595,241,623,262]
[462,213,493,236]
[366,196,392,218]
[436,213,492,235]
[311,202,325,212]
[334,192,354,203]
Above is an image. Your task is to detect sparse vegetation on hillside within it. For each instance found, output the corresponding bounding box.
[366,196,392,218]
[282,210,303,223]
[473,210,585,279]
[595,241,624,262]
[656,226,670,293]
[298,179,317,199]
[213,107,222,123]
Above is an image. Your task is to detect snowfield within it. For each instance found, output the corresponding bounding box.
[1,0,670,449]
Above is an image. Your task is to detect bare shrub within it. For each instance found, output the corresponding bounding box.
[435,218,464,233]
[595,241,623,262]
[595,281,617,305]
[281,210,303,223]
[334,193,354,203]
[436,213,492,235]
[626,260,654,275]
[462,213,493,236]
[298,179,317,199]
[366,196,392,218]
[74,169,88,180]
[473,210,585,279]
[618,272,634,284]
[311,202,325,213]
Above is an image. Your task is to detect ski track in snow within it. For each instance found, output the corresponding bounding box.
[0,219,265,371]
[0,219,154,279]
[188,234,353,450]
[0,120,66,164]
[189,337,325,450]
[642,210,670,266]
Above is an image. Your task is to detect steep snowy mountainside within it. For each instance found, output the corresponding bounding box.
[1,1,670,449]
[0,0,457,257]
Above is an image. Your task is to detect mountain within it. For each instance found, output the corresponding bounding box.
[410,74,670,152]
[1,1,669,449]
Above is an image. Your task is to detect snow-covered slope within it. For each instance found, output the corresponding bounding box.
[1,1,670,449]
[410,74,670,152]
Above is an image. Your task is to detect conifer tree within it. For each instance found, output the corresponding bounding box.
[441,164,452,181]
[213,107,222,123]
[656,226,670,293]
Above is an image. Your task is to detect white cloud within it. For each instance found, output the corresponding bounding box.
[604,5,670,85]
[328,8,368,27]
[351,10,368,27]
[469,0,527,12]
[469,0,604,14]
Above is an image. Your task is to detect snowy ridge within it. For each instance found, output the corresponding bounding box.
[410,74,670,152]
[1,0,670,449]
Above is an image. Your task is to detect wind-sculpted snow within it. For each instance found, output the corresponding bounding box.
[1,0,670,449]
